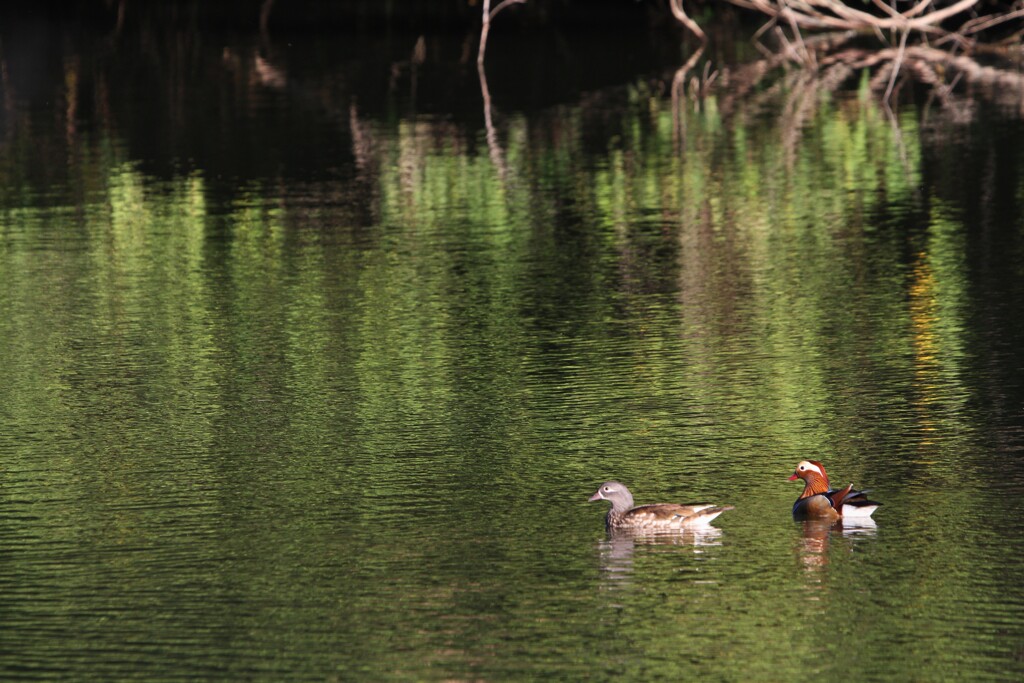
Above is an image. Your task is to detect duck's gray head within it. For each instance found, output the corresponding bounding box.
[588,481,634,512]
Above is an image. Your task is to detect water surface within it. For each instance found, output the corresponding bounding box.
[2,14,1024,682]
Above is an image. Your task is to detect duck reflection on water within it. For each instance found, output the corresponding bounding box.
[596,527,724,589]
[798,517,877,574]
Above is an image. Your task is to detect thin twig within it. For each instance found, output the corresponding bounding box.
[490,0,529,20]
[774,25,803,65]
[477,61,507,180]
[477,0,528,67]
[781,4,816,68]
[669,0,708,42]
[884,28,910,103]
[960,7,1024,36]
[671,46,705,143]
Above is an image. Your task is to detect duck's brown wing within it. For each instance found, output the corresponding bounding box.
[623,503,732,527]
[837,487,880,508]
[827,483,856,510]
[828,484,881,517]
[792,494,841,521]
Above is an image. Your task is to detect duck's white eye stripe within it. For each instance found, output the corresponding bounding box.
[801,462,823,476]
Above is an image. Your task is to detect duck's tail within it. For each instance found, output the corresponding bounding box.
[834,484,881,518]
[680,505,735,526]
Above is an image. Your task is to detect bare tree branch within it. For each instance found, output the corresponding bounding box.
[669,0,707,42]
[478,0,528,68]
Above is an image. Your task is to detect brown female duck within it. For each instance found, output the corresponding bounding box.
[789,460,880,522]
[589,481,734,531]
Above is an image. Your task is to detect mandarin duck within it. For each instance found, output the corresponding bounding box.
[789,460,880,521]
[589,481,734,531]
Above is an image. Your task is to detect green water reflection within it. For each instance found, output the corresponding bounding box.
[2,36,1024,682]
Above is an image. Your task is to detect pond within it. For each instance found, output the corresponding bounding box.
[2,9,1024,682]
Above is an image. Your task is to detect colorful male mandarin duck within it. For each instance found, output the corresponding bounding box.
[789,460,880,521]
[589,481,734,531]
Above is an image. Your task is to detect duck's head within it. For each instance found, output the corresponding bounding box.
[589,481,634,510]
[788,460,830,487]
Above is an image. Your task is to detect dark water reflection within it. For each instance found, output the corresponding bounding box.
[2,10,1024,682]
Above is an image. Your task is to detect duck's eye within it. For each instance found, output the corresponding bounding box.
[603,486,611,492]
[799,465,806,471]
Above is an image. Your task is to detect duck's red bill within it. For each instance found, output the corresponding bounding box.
[787,473,799,481]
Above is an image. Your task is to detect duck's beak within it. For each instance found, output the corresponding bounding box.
[588,491,603,502]
[788,473,800,481]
